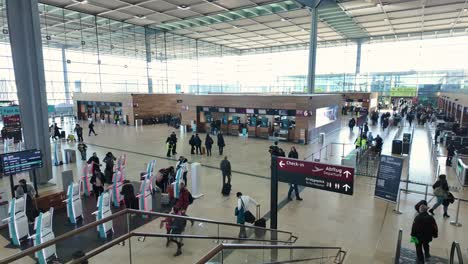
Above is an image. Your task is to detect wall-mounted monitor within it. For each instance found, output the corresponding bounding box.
[315,105,338,128]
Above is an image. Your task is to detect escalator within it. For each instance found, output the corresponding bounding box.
[0,209,346,264]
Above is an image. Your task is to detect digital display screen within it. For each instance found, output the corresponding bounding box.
[315,105,338,128]
[278,110,288,116]
[203,107,209,112]
[258,109,267,115]
[246,109,255,114]
[218,108,225,113]
[229,108,236,113]
[1,150,43,175]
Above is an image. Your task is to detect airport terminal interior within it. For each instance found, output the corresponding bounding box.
[1,0,468,263]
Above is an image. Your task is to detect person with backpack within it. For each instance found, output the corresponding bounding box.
[429,174,450,218]
[217,132,225,155]
[287,147,302,201]
[88,121,97,136]
[189,135,195,155]
[205,134,214,156]
[168,207,187,256]
[411,204,438,264]
[194,134,202,155]
[235,192,258,238]
[220,156,232,186]
[174,181,194,226]
[348,118,356,132]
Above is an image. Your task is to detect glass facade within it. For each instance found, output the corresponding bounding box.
[1,0,468,106]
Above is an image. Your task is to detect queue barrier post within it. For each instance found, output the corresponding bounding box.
[450,199,463,227]
[424,185,428,201]
[393,189,403,215]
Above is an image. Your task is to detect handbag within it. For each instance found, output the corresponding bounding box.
[244,210,255,224]
[433,187,446,198]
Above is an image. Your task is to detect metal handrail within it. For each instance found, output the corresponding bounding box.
[449,241,464,264]
[132,232,298,244]
[394,229,403,264]
[195,244,346,264]
[0,208,295,264]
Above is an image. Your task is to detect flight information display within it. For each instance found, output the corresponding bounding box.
[0,149,43,174]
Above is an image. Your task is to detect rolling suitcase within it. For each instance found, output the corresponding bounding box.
[254,205,266,237]
[221,183,231,196]
[60,131,66,139]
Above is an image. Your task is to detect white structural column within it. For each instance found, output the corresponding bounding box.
[6,0,52,183]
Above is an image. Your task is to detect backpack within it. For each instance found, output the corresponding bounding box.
[188,192,194,204]
[170,217,187,234]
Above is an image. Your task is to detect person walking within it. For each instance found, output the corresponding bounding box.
[90,167,105,199]
[446,143,455,166]
[52,123,61,140]
[235,192,258,238]
[170,132,178,155]
[77,142,88,161]
[429,174,450,218]
[220,156,232,186]
[287,147,303,201]
[348,118,356,132]
[189,135,195,155]
[205,134,214,156]
[194,134,202,155]
[411,204,438,264]
[217,132,225,155]
[88,121,97,136]
[168,207,187,257]
[166,135,176,158]
[74,124,84,142]
[176,157,189,184]
[87,152,100,175]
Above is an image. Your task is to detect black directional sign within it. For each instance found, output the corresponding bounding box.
[374,155,404,203]
[276,157,354,196]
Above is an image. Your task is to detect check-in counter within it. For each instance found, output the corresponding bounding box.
[248,125,256,137]
[229,124,239,135]
[456,158,468,186]
[221,124,229,134]
[257,127,269,139]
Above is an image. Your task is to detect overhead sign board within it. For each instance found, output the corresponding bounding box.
[374,155,404,203]
[276,157,354,195]
[0,149,43,175]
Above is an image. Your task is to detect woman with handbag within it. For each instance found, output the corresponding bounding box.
[235,192,258,238]
[429,174,450,218]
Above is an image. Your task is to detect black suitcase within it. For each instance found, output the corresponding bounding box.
[254,205,266,237]
[221,183,231,196]
[60,131,66,138]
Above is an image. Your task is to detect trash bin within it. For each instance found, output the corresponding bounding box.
[319,133,325,144]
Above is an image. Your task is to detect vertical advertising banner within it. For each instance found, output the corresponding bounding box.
[374,155,404,203]
[315,105,338,128]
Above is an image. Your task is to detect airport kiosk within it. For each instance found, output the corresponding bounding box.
[32,208,56,264]
[110,170,124,208]
[3,195,29,246]
[174,168,183,199]
[64,183,82,224]
[81,164,93,197]
[93,192,113,239]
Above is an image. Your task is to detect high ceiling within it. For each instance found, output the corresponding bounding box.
[15,0,468,49]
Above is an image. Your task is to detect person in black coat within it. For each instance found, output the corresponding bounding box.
[53,123,61,140]
[217,132,225,155]
[429,174,450,217]
[189,135,195,155]
[170,132,178,155]
[411,204,438,263]
[287,147,302,201]
[88,121,97,136]
[446,144,455,166]
[348,118,356,132]
[87,152,100,175]
[90,167,105,199]
[194,134,202,154]
[103,152,116,184]
[121,180,138,209]
[205,134,214,156]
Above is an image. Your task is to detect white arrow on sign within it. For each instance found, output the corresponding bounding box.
[343,184,351,192]
[279,161,285,168]
[343,171,352,178]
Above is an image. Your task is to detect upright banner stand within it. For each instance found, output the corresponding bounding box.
[190,162,203,199]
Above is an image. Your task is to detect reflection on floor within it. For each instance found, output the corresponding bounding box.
[399,247,447,264]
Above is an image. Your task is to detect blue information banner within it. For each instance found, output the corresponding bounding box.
[374,155,404,203]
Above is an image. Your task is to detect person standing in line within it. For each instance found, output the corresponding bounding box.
[217,132,225,155]
[170,132,178,155]
[220,156,231,186]
[287,147,303,201]
[90,167,105,199]
[74,124,84,142]
[121,180,138,209]
[15,179,37,223]
[429,174,450,218]
[205,134,214,156]
[88,121,97,136]
[103,152,116,184]
[87,152,100,175]
[411,204,438,264]
[235,192,258,238]
[194,134,202,155]
[189,135,195,155]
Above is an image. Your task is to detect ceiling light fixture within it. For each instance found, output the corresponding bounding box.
[135,15,146,19]
[177,5,190,10]
[233,25,239,29]
[464,8,468,12]
[384,18,388,21]
[73,0,88,4]
[281,18,289,21]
